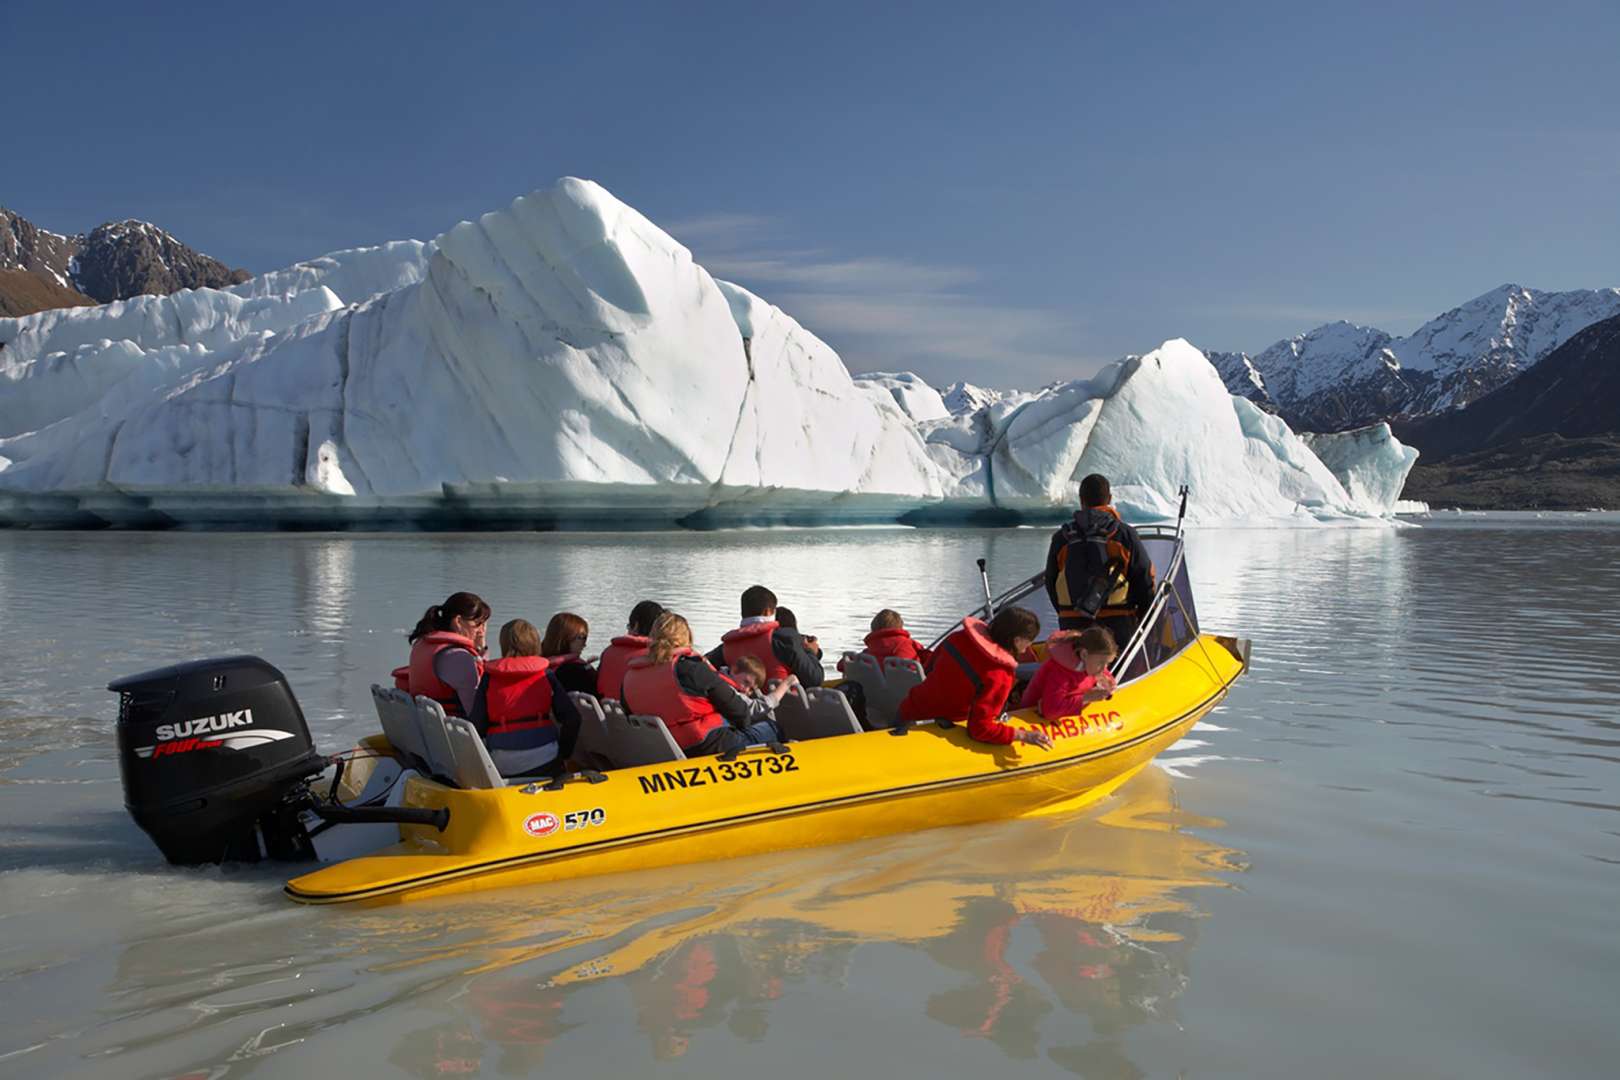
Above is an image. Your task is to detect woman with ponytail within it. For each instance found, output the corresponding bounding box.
[396,591,491,717]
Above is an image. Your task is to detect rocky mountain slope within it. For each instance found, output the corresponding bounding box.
[1211,285,1620,432]
[0,269,95,318]
[0,207,249,315]
[1398,312,1620,508]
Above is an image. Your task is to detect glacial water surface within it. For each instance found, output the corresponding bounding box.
[1,515,1617,1078]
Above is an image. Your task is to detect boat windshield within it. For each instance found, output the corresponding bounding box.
[928,526,1201,681]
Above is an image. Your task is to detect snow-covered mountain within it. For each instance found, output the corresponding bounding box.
[0,207,249,312]
[1213,285,1620,432]
[0,179,1415,528]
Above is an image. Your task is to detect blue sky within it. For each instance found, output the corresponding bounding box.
[6,0,1616,385]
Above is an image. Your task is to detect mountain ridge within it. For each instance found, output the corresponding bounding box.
[1211,284,1620,432]
[0,207,250,315]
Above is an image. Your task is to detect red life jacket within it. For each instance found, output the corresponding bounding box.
[621,648,726,751]
[596,635,650,699]
[899,618,1016,722]
[721,621,789,681]
[479,655,558,752]
[406,631,484,717]
[866,627,930,663]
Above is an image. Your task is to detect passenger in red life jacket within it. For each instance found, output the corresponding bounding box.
[838,608,934,672]
[704,585,824,688]
[396,591,490,717]
[1019,626,1118,720]
[625,612,785,756]
[540,612,599,697]
[468,619,583,778]
[897,607,1055,750]
[596,600,664,700]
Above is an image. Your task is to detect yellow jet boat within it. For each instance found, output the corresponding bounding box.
[109,526,1247,906]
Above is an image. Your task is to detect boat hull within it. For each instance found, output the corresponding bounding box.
[285,634,1246,905]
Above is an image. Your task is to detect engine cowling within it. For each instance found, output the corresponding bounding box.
[112,655,327,864]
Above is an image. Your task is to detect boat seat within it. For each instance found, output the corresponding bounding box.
[411,695,463,785]
[840,653,893,728]
[770,682,813,738]
[882,656,926,688]
[606,711,686,767]
[568,691,614,770]
[798,687,862,739]
[443,716,506,789]
[372,684,428,771]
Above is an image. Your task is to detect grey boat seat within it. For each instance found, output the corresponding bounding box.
[413,695,460,784]
[567,691,614,771]
[796,687,862,739]
[442,713,506,789]
[881,657,926,694]
[605,708,686,767]
[839,652,894,728]
[768,682,811,739]
[372,684,428,771]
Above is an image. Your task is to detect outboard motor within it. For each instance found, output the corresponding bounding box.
[113,656,328,864]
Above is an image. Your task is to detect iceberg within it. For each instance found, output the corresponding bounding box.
[1301,424,1420,514]
[852,371,951,422]
[226,239,435,306]
[0,178,1415,529]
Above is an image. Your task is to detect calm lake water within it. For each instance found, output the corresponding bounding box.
[1,514,1617,1079]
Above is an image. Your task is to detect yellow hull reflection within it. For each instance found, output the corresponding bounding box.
[286,634,1247,906]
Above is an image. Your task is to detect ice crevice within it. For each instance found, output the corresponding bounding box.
[0,177,1417,528]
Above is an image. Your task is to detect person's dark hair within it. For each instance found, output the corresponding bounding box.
[627,600,664,637]
[740,584,778,618]
[871,609,904,631]
[774,606,798,629]
[1078,626,1118,657]
[1079,473,1111,509]
[540,612,589,658]
[987,607,1040,654]
[408,591,490,643]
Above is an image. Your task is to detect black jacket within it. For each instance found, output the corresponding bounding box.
[1044,506,1155,616]
[674,655,752,724]
[549,657,600,697]
[705,625,825,688]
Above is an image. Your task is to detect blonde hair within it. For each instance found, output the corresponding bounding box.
[499,618,542,657]
[646,612,693,665]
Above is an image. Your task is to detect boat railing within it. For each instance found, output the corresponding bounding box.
[925,528,1202,686]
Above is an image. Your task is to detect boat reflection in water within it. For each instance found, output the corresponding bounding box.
[366,765,1243,1075]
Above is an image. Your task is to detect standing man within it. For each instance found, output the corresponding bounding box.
[1044,473,1155,652]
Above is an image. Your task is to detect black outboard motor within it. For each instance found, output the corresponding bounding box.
[113,656,329,865]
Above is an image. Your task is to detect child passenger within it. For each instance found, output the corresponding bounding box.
[1019,627,1118,719]
[838,608,933,671]
[728,655,801,719]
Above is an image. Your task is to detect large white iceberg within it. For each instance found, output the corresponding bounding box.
[0,178,1416,528]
